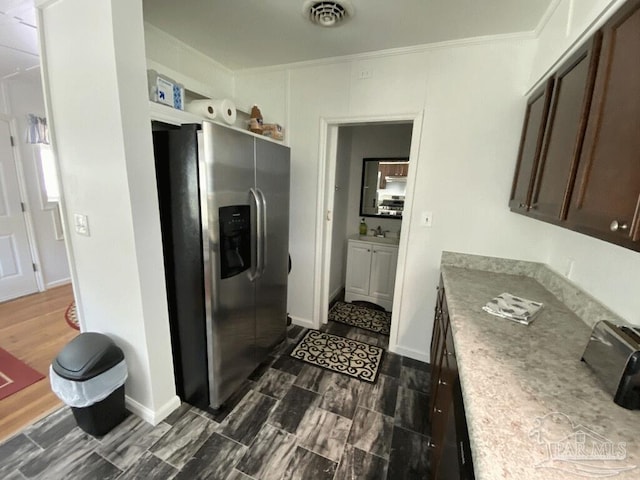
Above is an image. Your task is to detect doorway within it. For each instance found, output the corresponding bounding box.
[313,113,424,354]
[0,117,39,301]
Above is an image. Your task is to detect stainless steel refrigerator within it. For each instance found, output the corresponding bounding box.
[152,121,290,409]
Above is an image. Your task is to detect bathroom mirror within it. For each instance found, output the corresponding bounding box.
[359,157,409,218]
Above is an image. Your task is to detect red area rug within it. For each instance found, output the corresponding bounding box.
[64,301,80,331]
[0,348,45,401]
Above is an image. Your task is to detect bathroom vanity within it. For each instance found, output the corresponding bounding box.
[344,236,399,311]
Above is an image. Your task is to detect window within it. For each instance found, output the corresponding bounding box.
[38,144,60,204]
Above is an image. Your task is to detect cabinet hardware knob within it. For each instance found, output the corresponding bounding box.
[610,220,629,232]
[428,441,437,449]
[435,408,443,413]
[367,249,370,252]
[519,203,527,209]
[438,379,448,386]
[446,351,455,357]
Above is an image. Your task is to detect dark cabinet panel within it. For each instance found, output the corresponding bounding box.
[530,38,601,222]
[509,0,640,253]
[509,80,554,212]
[430,279,475,480]
[567,0,640,249]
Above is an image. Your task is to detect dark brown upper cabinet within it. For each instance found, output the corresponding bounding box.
[509,80,554,213]
[567,0,640,250]
[529,37,602,223]
[510,0,640,253]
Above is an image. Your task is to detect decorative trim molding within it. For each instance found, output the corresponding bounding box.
[329,286,343,305]
[125,394,181,426]
[235,31,536,75]
[45,277,71,289]
[3,115,45,292]
[526,0,627,94]
[390,343,429,363]
[289,314,314,329]
[533,0,564,37]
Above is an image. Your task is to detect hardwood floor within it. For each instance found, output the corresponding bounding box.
[0,284,76,443]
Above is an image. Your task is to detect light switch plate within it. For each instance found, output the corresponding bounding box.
[420,211,433,227]
[74,213,90,236]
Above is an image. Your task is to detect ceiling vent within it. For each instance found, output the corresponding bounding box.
[304,1,353,27]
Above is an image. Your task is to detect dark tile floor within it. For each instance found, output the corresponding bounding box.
[0,322,431,480]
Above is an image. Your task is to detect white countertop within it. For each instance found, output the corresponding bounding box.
[348,234,399,246]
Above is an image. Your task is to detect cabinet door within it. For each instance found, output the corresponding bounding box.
[345,242,372,295]
[436,389,460,480]
[369,246,398,301]
[567,0,640,249]
[509,80,554,212]
[530,37,601,222]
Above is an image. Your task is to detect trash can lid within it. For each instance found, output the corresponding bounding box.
[52,332,124,381]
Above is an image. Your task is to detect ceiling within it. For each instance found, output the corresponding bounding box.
[0,0,38,79]
[0,1,555,78]
[142,0,554,70]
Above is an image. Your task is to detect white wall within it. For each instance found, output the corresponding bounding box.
[344,124,412,240]
[235,70,288,129]
[529,0,629,88]
[1,70,70,288]
[328,127,352,300]
[144,22,234,101]
[235,38,557,360]
[39,0,178,422]
[528,0,640,325]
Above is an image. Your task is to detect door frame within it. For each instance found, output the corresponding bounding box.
[0,110,45,293]
[313,111,424,354]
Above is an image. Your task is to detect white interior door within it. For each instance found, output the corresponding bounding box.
[0,119,38,302]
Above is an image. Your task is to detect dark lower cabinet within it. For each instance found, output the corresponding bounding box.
[430,280,475,480]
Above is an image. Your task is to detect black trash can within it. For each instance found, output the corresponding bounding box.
[51,332,127,436]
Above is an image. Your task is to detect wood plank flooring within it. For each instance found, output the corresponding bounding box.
[0,285,76,443]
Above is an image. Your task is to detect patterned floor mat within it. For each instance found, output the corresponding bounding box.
[328,301,391,335]
[290,330,383,383]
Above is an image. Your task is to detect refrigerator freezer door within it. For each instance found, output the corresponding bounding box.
[255,138,290,361]
[200,122,258,408]
[152,123,209,408]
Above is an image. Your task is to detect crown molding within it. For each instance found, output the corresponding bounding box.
[235,31,536,76]
[533,0,564,37]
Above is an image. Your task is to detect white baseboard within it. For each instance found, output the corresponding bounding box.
[45,277,72,289]
[125,394,181,426]
[329,286,344,304]
[389,343,429,364]
[289,314,314,329]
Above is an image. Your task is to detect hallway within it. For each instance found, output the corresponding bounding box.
[0,284,76,442]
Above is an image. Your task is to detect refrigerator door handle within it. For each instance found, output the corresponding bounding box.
[249,187,263,281]
[257,188,267,275]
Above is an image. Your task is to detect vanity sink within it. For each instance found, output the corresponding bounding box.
[356,235,400,245]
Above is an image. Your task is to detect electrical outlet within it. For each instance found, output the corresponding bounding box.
[74,213,90,236]
[420,211,433,227]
